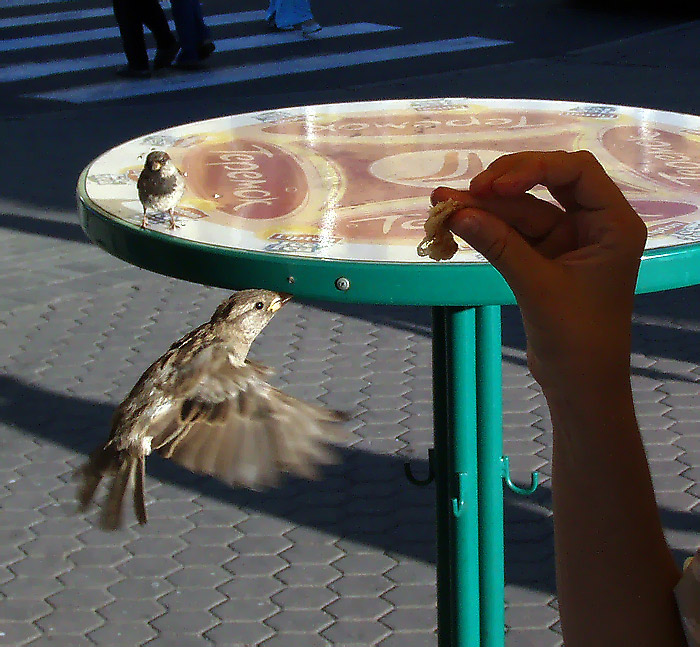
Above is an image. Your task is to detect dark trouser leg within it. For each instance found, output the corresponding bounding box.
[112,0,149,70]
[170,0,198,60]
[140,0,177,50]
[192,1,212,45]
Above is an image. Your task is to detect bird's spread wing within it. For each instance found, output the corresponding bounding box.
[244,358,275,377]
[150,364,348,490]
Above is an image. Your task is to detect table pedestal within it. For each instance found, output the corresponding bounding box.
[433,305,505,647]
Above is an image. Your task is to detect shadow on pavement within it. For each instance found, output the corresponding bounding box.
[1,372,697,594]
[0,210,87,243]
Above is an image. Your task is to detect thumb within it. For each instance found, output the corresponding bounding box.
[448,208,549,298]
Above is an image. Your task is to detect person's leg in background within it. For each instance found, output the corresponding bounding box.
[170,0,214,69]
[112,0,150,75]
[192,1,215,60]
[266,0,320,34]
[140,0,179,70]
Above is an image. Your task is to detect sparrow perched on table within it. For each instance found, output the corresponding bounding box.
[76,289,349,530]
[137,150,185,229]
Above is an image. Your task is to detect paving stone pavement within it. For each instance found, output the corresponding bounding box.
[1,189,700,646]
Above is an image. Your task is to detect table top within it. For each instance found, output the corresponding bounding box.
[78,98,700,305]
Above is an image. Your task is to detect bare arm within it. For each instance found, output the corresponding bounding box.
[433,150,686,647]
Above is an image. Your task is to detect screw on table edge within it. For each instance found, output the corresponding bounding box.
[335,277,350,291]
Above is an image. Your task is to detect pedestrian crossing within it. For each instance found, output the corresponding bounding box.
[0,10,267,51]
[0,0,512,106]
[0,23,400,83]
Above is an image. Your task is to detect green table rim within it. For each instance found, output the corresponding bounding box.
[77,164,700,306]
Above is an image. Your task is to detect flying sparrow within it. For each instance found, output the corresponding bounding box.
[76,289,349,530]
[137,150,186,229]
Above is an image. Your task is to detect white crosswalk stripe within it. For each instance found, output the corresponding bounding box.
[0,24,400,82]
[0,8,112,28]
[0,1,512,105]
[0,11,267,51]
[4,0,75,7]
[36,37,510,104]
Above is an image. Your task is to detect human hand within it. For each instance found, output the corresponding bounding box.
[432,150,647,391]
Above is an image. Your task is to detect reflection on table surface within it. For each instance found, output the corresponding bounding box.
[83,98,700,263]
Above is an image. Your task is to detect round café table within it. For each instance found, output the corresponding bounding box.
[77,98,700,647]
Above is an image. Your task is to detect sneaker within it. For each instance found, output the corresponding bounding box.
[197,40,216,60]
[116,66,151,79]
[300,19,322,35]
[153,41,179,70]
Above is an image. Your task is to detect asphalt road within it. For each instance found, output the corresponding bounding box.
[0,0,696,116]
[1,0,698,218]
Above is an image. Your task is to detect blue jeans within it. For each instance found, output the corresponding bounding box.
[170,0,211,61]
[266,0,314,29]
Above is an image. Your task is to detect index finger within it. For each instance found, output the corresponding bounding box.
[470,150,631,215]
[431,185,567,241]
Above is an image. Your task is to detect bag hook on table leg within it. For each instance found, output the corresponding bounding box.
[501,456,539,496]
[451,472,470,517]
[404,448,435,486]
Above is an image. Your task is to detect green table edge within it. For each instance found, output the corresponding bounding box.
[77,166,700,306]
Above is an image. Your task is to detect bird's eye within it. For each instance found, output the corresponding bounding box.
[255,302,265,310]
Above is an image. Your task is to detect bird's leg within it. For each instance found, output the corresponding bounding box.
[168,208,178,230]
[141,206,148,229]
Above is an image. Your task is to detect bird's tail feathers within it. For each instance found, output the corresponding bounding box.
[100,458,134,530]
[134,456,148,526]
[76,444,148,530]
[75,444,119,512]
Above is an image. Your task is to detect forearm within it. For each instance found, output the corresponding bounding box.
[544,377,685,646]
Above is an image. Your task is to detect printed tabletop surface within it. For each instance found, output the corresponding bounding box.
[82,98,700,263]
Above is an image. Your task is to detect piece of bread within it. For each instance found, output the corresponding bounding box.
[416,199,464,261]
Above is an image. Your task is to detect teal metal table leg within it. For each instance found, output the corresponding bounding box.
[443,306,481,646]
[432,307,454,646]
[475,306,505,647]
[433,305,505,647]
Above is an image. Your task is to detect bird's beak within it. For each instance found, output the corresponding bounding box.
[269,293,292,312]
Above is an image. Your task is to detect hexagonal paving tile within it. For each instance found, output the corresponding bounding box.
[329,575,394,598]
[325,596,393,620]
[204,621,274,645]
[275,564,341,587]
[265,609,334,632]
[225,554,287,577]
[321,619,391,644]
[158,588,224,612]
[149,610,219,634]
[166,566,231,589]
[381,607,437,631]
[231,535,292,556]
[0,599,51,622]
[97,599,164,623]
[46,587,112,610]
[34,608,104,634]
[280,544,344,565]
[211,599,278,622]
[271,586,338,610]
[0,620,41,645]
[87,621,157,645]
[216,575,283,600]
[115,556,181,579]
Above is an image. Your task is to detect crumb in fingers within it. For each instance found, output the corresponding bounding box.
[416,199,464,261]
